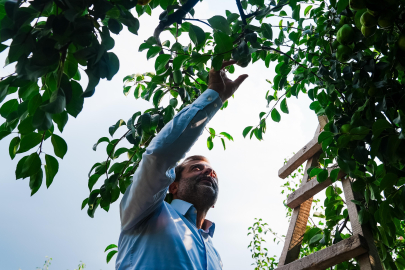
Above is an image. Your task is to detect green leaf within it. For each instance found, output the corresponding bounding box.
[380,173,398,191]
[169,98,178,108]
[0,99,18,118]
[209,127,216,138]
[52,111,68,133]
[189,25,206,47]
[66,81,84,118]
[220,132,234,141]
[304,5,313,16]
[372,119,391,138]
[17,132,43,154]
[207,137,213,150]
[153,89,164,107]
[261,23,273,40]
[280,98,289,114]
[88,174,101,191]
[45,154,59,188]
[107,52,120,80]
[208,15,231,35]
[350,126,369,140]
[108,18,123,34]
[271,108,281,122]
[292,4,300,21]
[309,233,323,245]
[146,46,162,60]
[93,137,110,151]
[155,54,171,73]
[173,69,183,84]
[28,94,43,115]
[22,152,42,179]
[318,131,333,143]
[212,55,224,71]
[330,168,340,182]
[317,169,328,182]
[51,134,68,159]
[325,186,334,197]
[41,88,66,114]
[141,113,151,133]
[214,32,234,54]
[109,119,126,137]
[336,0,349,14]
[106,250,118,263]
[32,108,52,131]
[243,126,253,138]
[173,55,189,70]
[81,198,89,210]
[221,138,226,150]
[29,168,43,196]
[105,244,118,252]
[9,136,20,159]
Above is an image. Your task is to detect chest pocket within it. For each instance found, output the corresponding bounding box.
[164,105,205,144]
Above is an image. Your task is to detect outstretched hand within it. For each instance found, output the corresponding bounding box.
[207,60,249,102]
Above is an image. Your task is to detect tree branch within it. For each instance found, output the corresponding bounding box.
[153,0,199,46]
[262,46,323,82]
[235,0,247,25]
[183,18,212,28]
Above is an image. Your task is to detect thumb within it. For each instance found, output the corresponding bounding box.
[233,74,249,88]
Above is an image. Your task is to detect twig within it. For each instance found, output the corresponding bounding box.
[0,73,16,81]
[183,18,212,28]
[338,216,349,233]
[153,0,199,46]
[262,46,323,82]
[37,132,46,155]
[235,0,247,25]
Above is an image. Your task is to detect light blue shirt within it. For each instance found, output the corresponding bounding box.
[116,89,224,270]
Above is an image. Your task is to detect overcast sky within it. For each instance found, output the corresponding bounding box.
[0,1,319,269]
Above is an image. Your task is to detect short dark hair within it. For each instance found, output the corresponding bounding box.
[174,155,209,182]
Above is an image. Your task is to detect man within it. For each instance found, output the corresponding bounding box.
[116,61,248,270]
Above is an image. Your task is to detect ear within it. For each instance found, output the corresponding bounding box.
[169,181,179,195]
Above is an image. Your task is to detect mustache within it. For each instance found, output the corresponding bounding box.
[196,175,218,188]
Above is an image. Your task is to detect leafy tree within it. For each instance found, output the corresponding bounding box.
[2,0,405,268]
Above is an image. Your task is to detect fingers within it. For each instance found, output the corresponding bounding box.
[233,74,249,88]
[221,60,237,69]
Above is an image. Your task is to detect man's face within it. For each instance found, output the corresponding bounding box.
[173,160,219,209]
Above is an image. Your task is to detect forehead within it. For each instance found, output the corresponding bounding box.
[183,159,212,169]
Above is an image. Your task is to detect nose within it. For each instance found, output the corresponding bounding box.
[204,167,216,179]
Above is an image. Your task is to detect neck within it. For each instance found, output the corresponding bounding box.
[195,207,209,229]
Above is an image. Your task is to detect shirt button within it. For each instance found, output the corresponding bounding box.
[214,103,217,108]
[207,96,212,101]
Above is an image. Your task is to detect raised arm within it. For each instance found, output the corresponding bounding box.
[120,61,248,231]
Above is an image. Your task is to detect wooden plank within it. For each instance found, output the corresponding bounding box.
[278,154,319,266]
[278,136,321,179]
[286,168,346,209]
[276,234,369,270]
[342,178,383,270]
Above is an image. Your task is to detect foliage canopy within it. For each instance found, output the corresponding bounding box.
[2,0,405,268]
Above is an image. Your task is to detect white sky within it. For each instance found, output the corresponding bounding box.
[0,0,319,269]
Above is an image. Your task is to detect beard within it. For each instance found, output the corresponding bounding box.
[176,174,219,211]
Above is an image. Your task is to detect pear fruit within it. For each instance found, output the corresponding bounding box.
[361,25,376,37]
[336,45,353,62]
[350,0,366,10]
[360,11,377,27]
[336,24,354,45]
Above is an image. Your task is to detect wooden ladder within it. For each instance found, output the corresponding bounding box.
[275,116,383,270]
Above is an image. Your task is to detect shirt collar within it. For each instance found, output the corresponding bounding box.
[170,199,216,238]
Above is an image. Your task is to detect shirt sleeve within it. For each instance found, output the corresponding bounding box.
[120,89,223,231]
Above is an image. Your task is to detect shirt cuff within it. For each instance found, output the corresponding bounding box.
[193,89,223,119]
